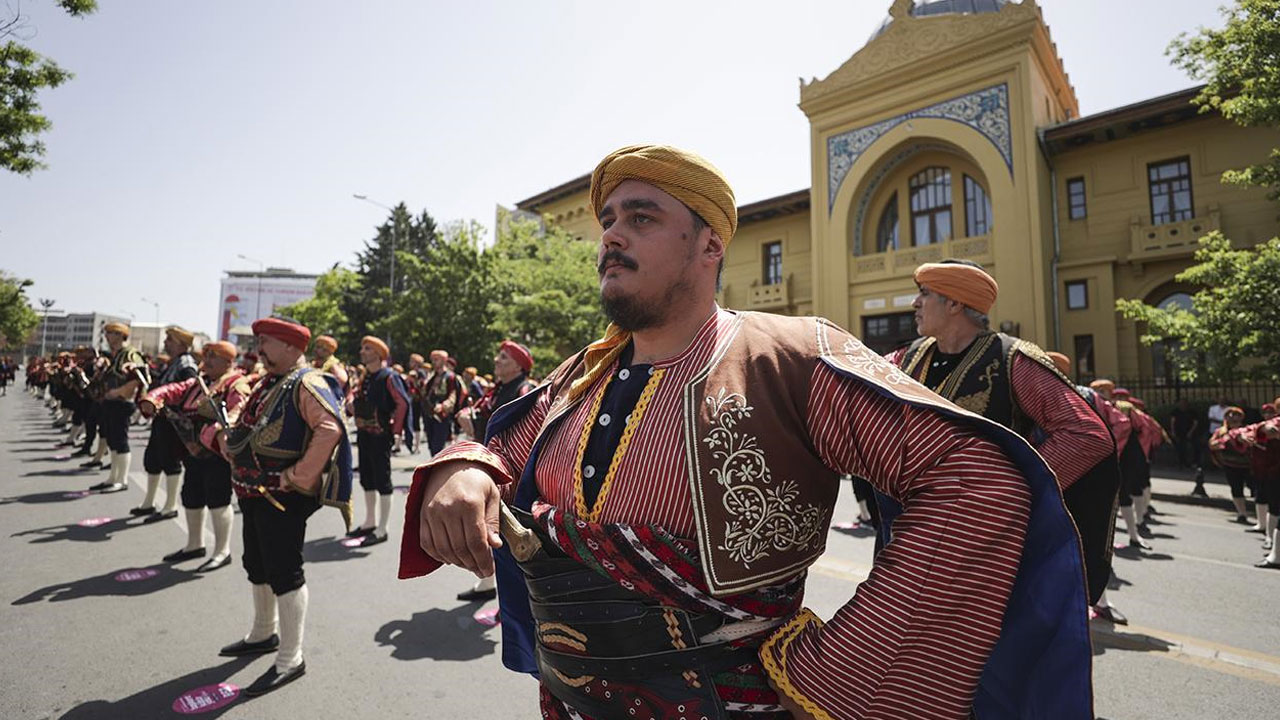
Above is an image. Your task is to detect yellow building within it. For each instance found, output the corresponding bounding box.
[515,0,1279,382]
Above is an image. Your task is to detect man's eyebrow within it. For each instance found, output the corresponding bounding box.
[599,197,664,220]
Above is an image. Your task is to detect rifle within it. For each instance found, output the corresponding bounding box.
[196,374,231,428]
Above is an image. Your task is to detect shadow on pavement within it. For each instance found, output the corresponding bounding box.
[11,516,148,545]
[22,467,102,478]
[0,490,94,506]
[1089,624,1176,657]
[13,563,202,605]
[1112,546,1174,561]
[374,603,498,661]
[830,522,877,539]
[56,656,256,719]
[302,536,371,563]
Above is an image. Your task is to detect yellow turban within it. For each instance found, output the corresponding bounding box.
[361,335,390,360]
[589,144,737,245]
[913,262,999,314]
[165,326,195,347]
[104,322,130,338]
[1046,351,1070,376]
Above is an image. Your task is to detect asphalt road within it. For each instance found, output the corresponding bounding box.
[1,389,1278,719]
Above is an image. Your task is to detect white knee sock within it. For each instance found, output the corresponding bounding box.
[68,424,84,445]
[1252,503,1269,532]
[275,585,308,673]
[1095,589,1111,609]
[362,490,377,530]
[116,451,131,487]
[184,508,206,551]
[92,437,107,462]
[1267,512,1279,545]
[856,499,871,522]
[246,583,278,643]
[210,506,233,560]
[143,473,161,508]
[376,493,392,537]
[1120,505,1140,542]
[1134,493,1149,522]
[161,473,181,513]
[471,574,496,593]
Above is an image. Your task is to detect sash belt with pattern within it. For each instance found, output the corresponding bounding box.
[513,506,794,720]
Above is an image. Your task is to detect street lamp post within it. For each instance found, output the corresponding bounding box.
[237,254,265,323]
[38,298,54,357]
[353,193,399,348]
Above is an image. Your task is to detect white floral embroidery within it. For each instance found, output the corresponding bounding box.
[703,388,824,567]
[840,338,914,387]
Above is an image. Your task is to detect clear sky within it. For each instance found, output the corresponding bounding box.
[1,0,1225,337]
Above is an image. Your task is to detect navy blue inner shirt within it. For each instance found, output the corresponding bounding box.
[579,343,655,512]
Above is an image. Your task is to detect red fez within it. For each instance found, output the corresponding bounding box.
[500,340,533,372]
[252,317,311,350]
[1261,403,1275,413]
[361,335,390,360]
[1113,388,1131,399]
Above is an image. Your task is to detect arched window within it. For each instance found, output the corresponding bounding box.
[1151,292,1194,382]
[909,167,951,246]
[964,175,992,236]
[876,193,899,252]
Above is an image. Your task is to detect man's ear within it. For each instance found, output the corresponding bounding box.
[704,230,725,267]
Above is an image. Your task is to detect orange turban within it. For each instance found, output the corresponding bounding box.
[361,335,390,360]
[409,353,425,364]
[104,321,130,338]
[590,144,737,245]
[1089,379,1114,392]
[204,341,238,362]
[1046,351,1070,376]
[165,326,195,347]
[430,349,449,361]
[314,335,338,352]
[913,262,999,314]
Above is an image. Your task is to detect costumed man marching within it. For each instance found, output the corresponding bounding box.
[453,339,535,602]
[888,260,1117,614]
[422,349,463,456]
[89,322,148,493]
[139,341,252,571]
[346,335,410,547]
[1047,352,1132,624]
[215,316,353,697]
[132,327,200,521]
[399,145,1095,720]
[310,335,348,392]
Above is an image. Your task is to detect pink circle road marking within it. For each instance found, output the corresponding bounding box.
[340,537,364,548]
[473,608,500,626]
[63,491,90,499]
[114,568,160,582]
[78,517,113,527]
[172,683,240,714]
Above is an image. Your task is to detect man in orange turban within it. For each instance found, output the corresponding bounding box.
[891,258,1117,611]
[311,335,348,391]
[400,146,1096,719]
[421,349,463,456]
[134,325,201,524]
[347,336,411,547]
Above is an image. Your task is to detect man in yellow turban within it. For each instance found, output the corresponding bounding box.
[399,146,1095,719]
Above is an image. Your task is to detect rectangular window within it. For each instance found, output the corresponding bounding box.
[1148,157,1193,225]
[1066,280,1088,310]
[1066,177,1086,220]
[861,311,919,356]
[762,241,783,286]
[1073,335,1095,380]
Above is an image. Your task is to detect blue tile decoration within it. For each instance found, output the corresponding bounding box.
[827,83,1011,212]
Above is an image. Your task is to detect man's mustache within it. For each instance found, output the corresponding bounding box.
[598,251,638,276]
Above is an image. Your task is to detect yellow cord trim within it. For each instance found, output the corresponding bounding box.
[538,622,587,642]
[572,367,666,522]
[758,608,835,720]
[551,669,596,688]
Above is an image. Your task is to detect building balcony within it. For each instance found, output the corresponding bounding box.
[1128,205,1220,271]
[748,275,791,310]
[851,235,993,281]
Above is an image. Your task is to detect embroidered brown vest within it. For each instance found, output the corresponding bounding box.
[530,311,984,596]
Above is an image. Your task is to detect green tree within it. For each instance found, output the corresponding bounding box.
[1116,233,1280,381]
[275,265,360,352]
[1169,0,1280,199]
[0,270,39,350]
[488,212,607,373]
[1,0,96,174]
[382,220,498,370]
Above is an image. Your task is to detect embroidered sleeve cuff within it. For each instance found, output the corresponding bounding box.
[397,441,513,580]
[759,609,835,720]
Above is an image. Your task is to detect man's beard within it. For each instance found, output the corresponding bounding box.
[600,275,695,331]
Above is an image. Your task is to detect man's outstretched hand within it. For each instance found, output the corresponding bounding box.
[418,462,503,577]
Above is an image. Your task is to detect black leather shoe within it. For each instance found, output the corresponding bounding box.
[99,482,128,494]
[129,506,157,517]
[344,526,373,539]
[88,480,114,490]
[1092,605,1128,625]
[195,555,231,573]
[359,532,387,548]
[1128,538,1152,551]
[144,510,179,523]
[243,661,306,697]
[163,547,207,563]
[70,447,91,457]
[219,634,279,657]
[1255,559,1280,570]
[81,460,106,469]
[456,587,497,602]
